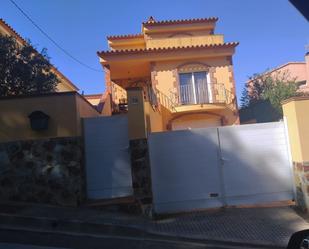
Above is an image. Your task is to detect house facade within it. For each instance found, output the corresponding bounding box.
[98,17,239,133]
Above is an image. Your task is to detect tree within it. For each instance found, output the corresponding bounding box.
[262,74,298,116]
[240,70,299,120]
[0,34,59,96]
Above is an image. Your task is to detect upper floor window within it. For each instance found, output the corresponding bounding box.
[179,72,210,105]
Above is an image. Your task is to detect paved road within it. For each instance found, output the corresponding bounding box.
[0,244,69,249]
[1,202,307,248]
[0,241,277,249]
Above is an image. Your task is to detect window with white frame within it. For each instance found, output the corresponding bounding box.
[179,71,211,104]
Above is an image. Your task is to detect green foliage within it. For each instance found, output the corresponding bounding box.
[0,34,59,96]
[262,74,298,116]
[240,70,299,119]
[240,86,250,108]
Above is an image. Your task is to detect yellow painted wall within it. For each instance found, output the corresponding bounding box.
[146,30,215,39]
[152,57,237,128]
[76,95,100,119]
[167,107,237,131]
[0,93,99,142]
[153,57,234,98]
[127,88,147,140]
[0,94,78,142]
[283,98,309,162]
[143,22,216,36]
[144,101,163,132]
[108,37,146,51]
[75,94,100,134]
[171,113,221,130]
[146,35,223,49]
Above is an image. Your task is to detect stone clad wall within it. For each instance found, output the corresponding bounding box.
[0,137,85,206]
[293,162,309,212]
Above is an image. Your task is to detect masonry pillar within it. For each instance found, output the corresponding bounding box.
[283,96,309,212]
[126,87,152,213]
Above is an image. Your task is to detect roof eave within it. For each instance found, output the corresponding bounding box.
[97,42,239,58]
[142,17,219,27]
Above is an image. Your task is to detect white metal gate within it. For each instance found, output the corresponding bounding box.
[148,121,294,214]
[83,115,133,200]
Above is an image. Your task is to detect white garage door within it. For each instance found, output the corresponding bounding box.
[149,121,294,214]
[219,122,294,206]
[149,128,223,214]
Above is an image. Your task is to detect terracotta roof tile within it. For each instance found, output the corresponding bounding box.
[107,33,144,40]
[97,42,238,56]
[246,61,306,83]
[142,17,219,26]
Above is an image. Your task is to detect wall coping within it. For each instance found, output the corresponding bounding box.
[282,96,309,105]
[0,91,100,114]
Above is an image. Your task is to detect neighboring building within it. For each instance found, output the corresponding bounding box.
[98,17,239,131]
[0,19,79,92]
[240,52,309,124]
[246,53,309,96]
[84,92,112,115]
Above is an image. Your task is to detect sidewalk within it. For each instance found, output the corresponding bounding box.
[0,201,308,248]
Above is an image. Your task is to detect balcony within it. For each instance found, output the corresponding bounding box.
[175,83,233,112]
[149,83,234,113]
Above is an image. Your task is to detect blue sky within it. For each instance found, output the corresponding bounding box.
[1,0,308,102]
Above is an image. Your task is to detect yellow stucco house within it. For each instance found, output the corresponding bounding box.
[98,17,239,134]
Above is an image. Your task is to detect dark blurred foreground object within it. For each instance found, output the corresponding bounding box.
[289,0,309,21]
[287,230,309,248]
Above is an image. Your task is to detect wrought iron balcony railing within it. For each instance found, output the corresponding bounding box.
[178,82,232,106]
[148,83,234,113]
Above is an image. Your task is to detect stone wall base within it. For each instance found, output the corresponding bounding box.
[129,138,153,212]
[293,161,309,212]
[0,137,85,206]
